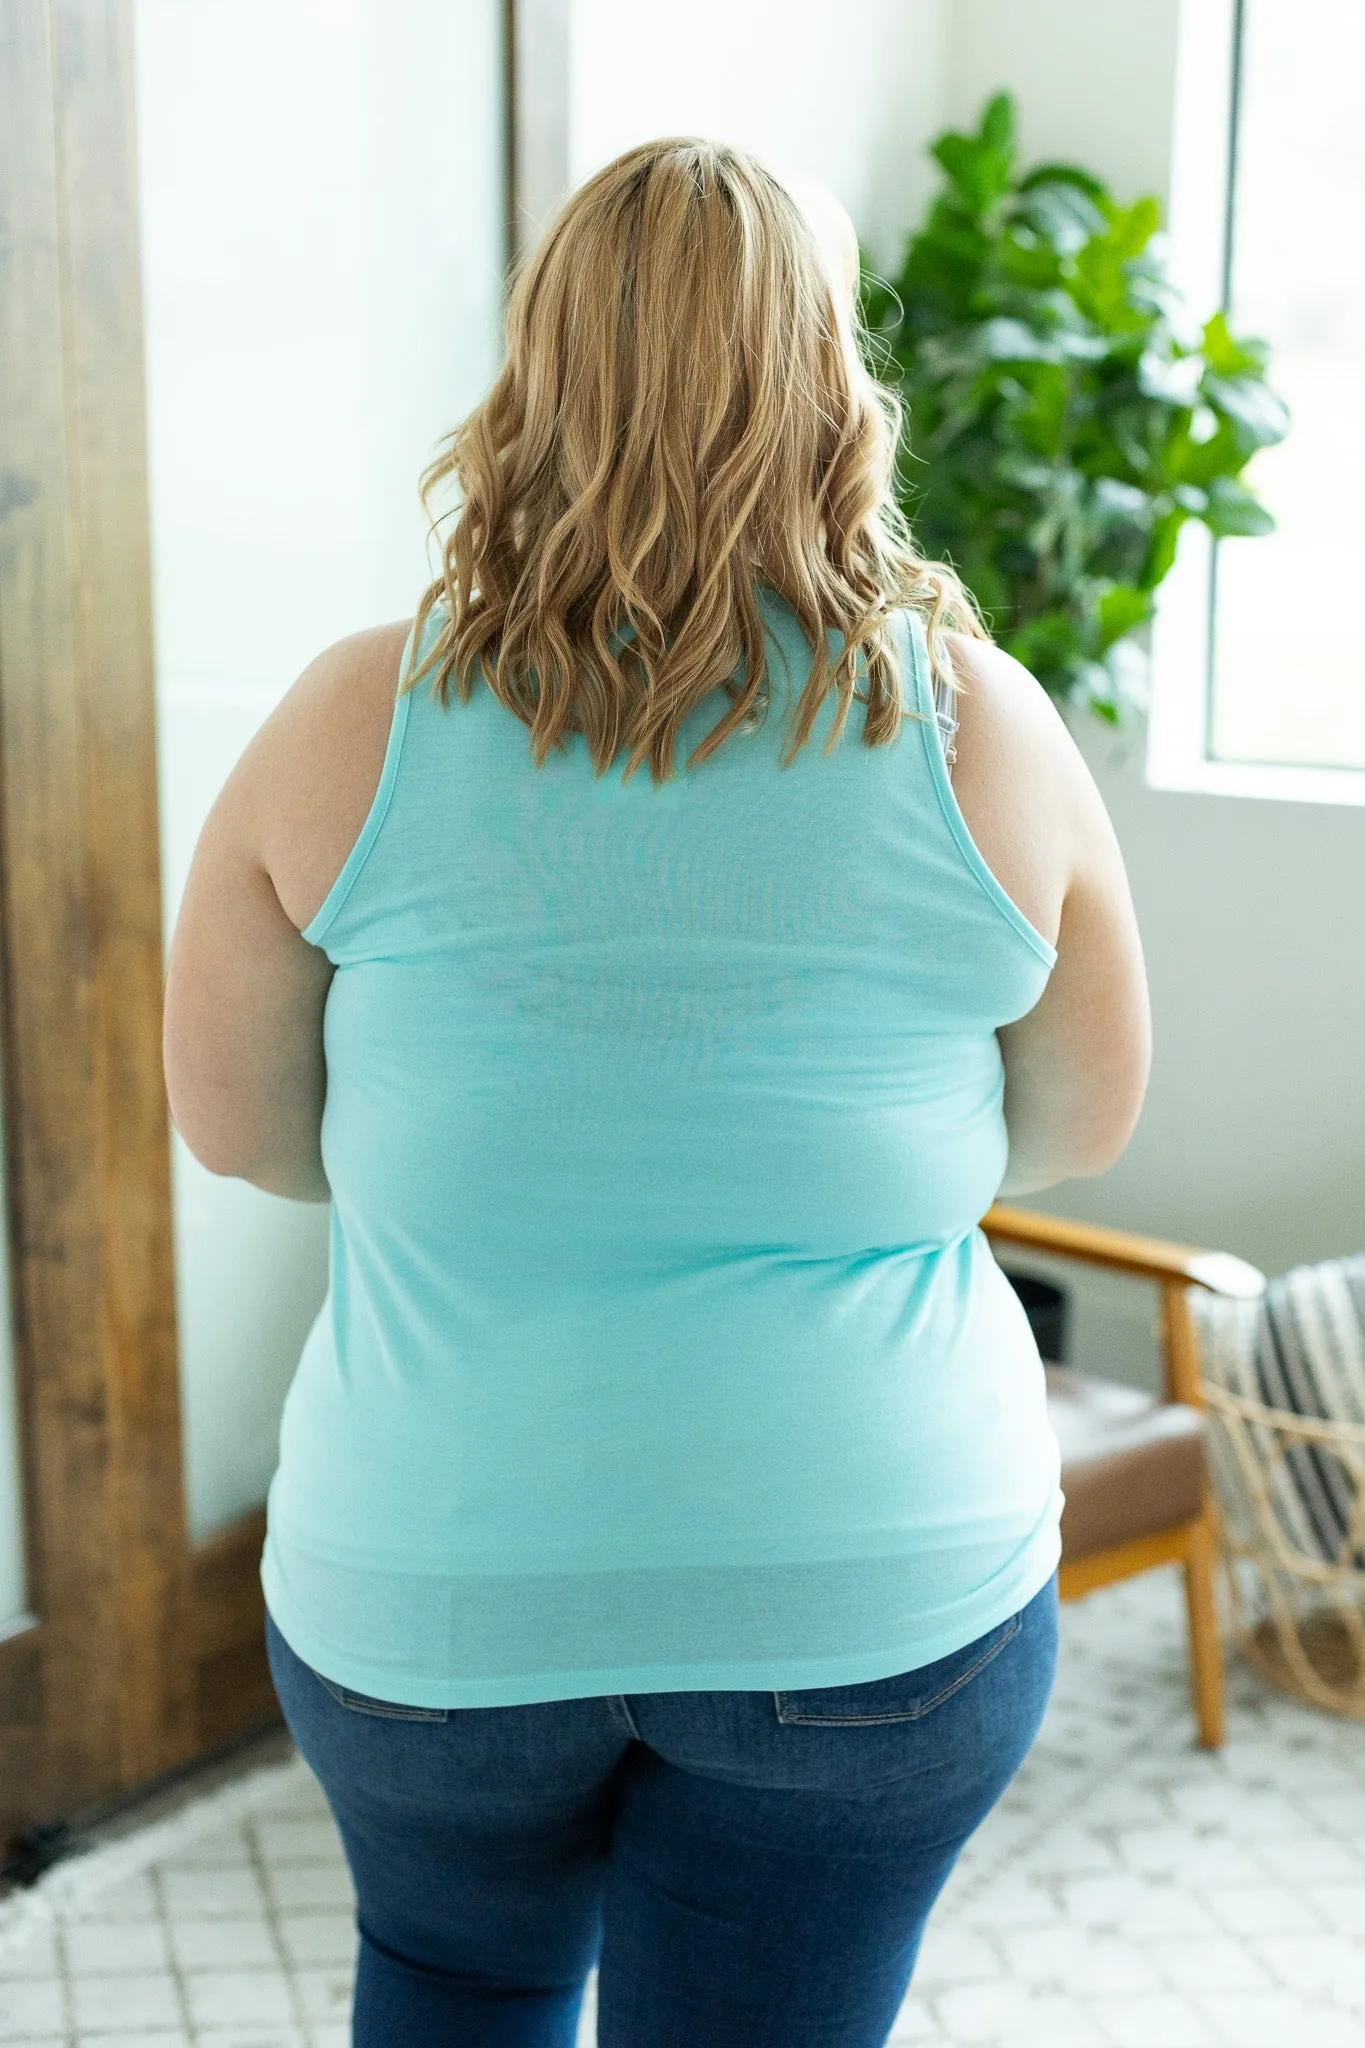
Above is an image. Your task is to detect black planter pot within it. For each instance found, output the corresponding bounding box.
[1001,1270,1069,1365]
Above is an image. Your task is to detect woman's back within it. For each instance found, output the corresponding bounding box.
[258,589,1065,1706]
[165,135,1148,1715]
[164,139,1150,2038]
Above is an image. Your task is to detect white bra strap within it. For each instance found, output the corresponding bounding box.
[931,671,959,768]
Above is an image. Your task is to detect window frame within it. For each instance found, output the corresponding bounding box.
[1146,0,1365,807]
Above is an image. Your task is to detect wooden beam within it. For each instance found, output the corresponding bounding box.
[0,0,193,1822]
[0,0,120,1819]
[0,1623,43,1842]
[52,0,193,1787]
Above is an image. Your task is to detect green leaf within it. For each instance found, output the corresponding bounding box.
[1016,177,1107,257]
[1007,361,1070,459]
[1005,609,1082,673]
[994,452,1061,493]
[980,91,1015,155]
[1091,478,1151,525]
[999,230,1064,290]
[1052,328,1110,362]
[1166,413,1244,488]
[1017,161,1109,205]
[1071,232,1156,335]
[1202,373,1290,453]
[1201,309,1267,377]
[1113,195,1162,258]
[974,317,1068,363]
[1095,582,1155,651]
[931,132,1014,217]
[966,562,1013,628]
[898,216,990,321]
[1136,349,1204,407]
[1200,476,1276,537]
[1139,507,1188,589]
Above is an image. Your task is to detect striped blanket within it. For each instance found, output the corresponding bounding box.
[1194,1257,1365,1570]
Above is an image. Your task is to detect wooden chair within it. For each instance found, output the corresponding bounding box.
[983,1203,1267,1749]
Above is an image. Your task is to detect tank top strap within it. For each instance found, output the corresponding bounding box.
[402,601,451,698]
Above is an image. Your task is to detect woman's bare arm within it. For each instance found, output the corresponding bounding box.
[943,633,1152,1197]
[163,805,335,1200]
[163,621,409,1199]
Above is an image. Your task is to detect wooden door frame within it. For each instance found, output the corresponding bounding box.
[0,0,570,1850]
[0,0,194,1844]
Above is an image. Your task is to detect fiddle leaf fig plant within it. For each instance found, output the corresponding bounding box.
[860,91,1290,720]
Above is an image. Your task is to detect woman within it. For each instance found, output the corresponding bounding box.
[164,138,1149,2048]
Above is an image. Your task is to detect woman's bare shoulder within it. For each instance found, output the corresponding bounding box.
[220,619,415,933]
[941,631,1072,743]
[936,631,1089,949]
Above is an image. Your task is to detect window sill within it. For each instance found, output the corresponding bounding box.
[1145,753,1365,808]
[1146,527,1365,809]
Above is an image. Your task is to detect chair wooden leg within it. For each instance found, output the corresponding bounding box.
[1183,1508,1226,1749]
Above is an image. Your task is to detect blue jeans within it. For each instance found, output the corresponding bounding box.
[265,1575,1058,2048]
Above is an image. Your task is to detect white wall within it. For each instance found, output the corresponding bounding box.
[946,0,1365,1385]
[944,0,1183,214]
[135,0,506,1536]
[570,0,949,267]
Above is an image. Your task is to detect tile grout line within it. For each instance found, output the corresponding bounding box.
[0,1753,310,1963]
[51,1917,76,2048]
[945,1697,1175,1912]
[243,1805,320,2048]
[149,1860,197,2047]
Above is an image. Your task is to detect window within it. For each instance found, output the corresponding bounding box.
[1149,0,1365,801]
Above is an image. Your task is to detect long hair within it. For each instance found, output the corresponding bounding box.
[407,136,987,785]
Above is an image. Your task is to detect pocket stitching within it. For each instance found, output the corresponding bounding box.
[315,1674,449,1722]
[773,1611,1023,1725]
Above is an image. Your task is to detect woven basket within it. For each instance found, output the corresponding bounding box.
[1195,1274,1365,1720]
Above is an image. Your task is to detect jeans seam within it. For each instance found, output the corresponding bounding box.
[605,1694,642,1740]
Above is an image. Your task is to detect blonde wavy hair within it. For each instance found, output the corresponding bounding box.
[407,136,987,785]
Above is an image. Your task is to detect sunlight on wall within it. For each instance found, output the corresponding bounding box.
[134,0,505,1537]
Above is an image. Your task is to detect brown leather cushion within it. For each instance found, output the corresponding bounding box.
[1046,1366,1207,1560]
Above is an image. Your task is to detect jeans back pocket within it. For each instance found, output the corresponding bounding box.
[773,1610,1022,1725]
[315,1674,450,1722]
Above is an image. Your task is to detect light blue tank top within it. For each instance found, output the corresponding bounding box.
[261,590,1063,1707]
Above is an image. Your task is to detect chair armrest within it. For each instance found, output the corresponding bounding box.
[982,1203,1266,1297]
[983,1202,1265,1411]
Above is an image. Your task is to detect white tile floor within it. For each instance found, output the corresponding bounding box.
[1,1569,1363,2046]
